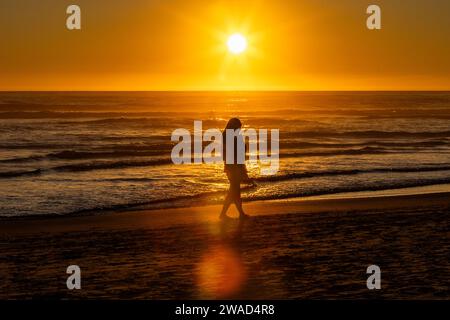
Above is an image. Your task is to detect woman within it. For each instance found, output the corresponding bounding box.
[220,118,254,220]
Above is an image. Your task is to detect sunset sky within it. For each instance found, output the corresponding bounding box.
[1,0,449,90]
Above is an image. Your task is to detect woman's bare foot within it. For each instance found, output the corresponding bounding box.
[220,214,232,221]
[239,213,250,220]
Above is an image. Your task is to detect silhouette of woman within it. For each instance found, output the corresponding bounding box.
[220,118,254,220]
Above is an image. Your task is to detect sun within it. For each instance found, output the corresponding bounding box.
[227,33,247,54]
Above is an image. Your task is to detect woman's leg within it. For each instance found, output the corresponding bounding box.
[220,175,249,219]
[220,191,232,218]
[220,178,240,218]
[230,179,247,217]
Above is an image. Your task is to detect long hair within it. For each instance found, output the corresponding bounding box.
[223,118,243,165]
[224,118,242,131]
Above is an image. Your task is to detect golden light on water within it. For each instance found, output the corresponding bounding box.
[196,244,246,298]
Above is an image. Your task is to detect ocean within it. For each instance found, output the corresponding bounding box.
[1,91,449,217]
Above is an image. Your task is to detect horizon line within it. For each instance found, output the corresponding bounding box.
[1,90,450,93]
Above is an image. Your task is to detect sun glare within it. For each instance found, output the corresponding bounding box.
[227,33,247,54]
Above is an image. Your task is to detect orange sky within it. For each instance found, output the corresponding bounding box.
[1,0,449,90]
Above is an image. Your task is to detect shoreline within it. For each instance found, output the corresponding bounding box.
[301,183,450,200]
[2,182,450,223]
[1,190,449,235]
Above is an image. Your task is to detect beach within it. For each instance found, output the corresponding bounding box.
[1,0,450,306]
[1,191,449,299]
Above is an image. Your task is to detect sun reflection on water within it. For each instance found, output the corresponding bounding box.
[196,243,246,298]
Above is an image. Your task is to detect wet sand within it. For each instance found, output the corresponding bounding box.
[0,193,449,299]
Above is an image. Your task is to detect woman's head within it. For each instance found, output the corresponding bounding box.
[225,118,242,130]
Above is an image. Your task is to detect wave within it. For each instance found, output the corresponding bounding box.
[255,166,450,183]
[272,146,448,158]
[246,178,450,202]
[0,145,173,163]
[47,184,257,217]
[0,155,46,163]
[283,130,450,139]
[0,147,385,164]
[99,177,157,182]
[281,147,388,157]
[281,140,450,149]
[2,159,450,179]
[58,177,450,217]
[2,139,449,165]
[47,149,172,160]
[0,159,171,178]
[2,138,448,150]
[53,158,172,172]
[0,169,42,178]
[0,111,180,119]
[0,138,169,150]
